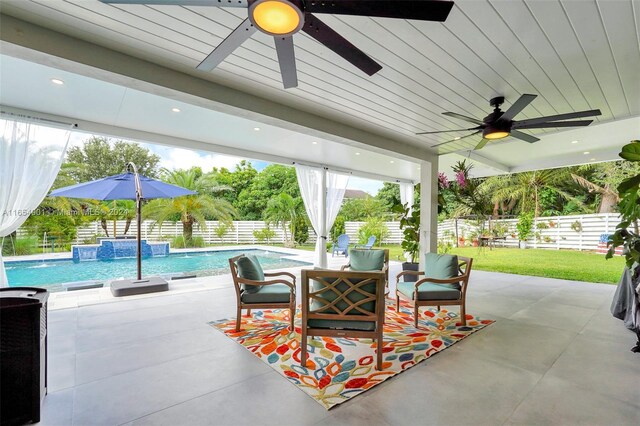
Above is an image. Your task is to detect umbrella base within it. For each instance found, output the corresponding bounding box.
[110,277,168,297]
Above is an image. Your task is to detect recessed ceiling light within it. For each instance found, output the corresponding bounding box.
[253,127,260,131]
[571,140,579,144]
[312,141,317,145]
[390,160,395,164]
[50,78,64,85]
[355,152,361,156]
[583,151,590,155]
[453,137,461,141]
[171,107,181,113]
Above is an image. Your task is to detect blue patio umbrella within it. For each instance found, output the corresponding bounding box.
[50,163,195,280]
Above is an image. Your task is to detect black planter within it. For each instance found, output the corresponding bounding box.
[402,262,419,282]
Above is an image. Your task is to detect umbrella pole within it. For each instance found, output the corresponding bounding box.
[127,162,144,281]
[137,197,142,281]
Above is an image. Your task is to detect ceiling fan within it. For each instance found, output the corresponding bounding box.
[417,94,602,150]
[100,0,454,88]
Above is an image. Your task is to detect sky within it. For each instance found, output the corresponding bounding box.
[67,131,384,195]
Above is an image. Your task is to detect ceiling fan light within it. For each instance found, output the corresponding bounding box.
[250,0,303,36]
[484,131,510,140]
[483,123,510,140]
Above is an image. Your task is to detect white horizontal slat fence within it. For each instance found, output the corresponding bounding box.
[344,221,402,245]
[17,213,619,251]
[437,213,620,251]
[18,220,317,246]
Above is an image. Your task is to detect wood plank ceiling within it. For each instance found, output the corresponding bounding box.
[1,0,638,155]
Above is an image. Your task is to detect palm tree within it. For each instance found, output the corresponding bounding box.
[480,168,583,217]
[143,169,236,243]
[571,161,640,213]
[113,200,136,235]
[263,193,304,247]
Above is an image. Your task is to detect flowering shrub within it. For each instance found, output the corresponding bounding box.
[447,160,490,217]
[438,172,450,189]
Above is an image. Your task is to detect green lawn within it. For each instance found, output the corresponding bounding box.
[439,247,624,284]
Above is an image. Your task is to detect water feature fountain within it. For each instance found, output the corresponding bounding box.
[72,239,170,262]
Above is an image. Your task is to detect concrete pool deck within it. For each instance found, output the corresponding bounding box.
[39,266,640,425]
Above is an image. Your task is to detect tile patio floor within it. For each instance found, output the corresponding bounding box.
[39,260,640,425]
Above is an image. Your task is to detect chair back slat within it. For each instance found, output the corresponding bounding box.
[228,255,244,296]
[337,234,350,248]
[309,276,378,316]
[302,269,385,325]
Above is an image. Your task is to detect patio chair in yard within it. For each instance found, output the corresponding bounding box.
[331,234,350,257]
[301,269,386,370]
[229,254,296,332]
[355,235,376,250]
[395,253,473,327]
[342,248,389,294]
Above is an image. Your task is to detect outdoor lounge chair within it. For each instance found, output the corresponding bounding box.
[355,235,376,249]
[229,254,296,332]
[301,269,386,370]
[331,234,350,257]
[342,248,389,294]
[395,253,473,327]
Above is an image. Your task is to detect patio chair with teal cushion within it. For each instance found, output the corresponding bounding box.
[331,234,350,257]
[301,269,386,370]
[395,253,473,328]
[355,235,376,250]
[229,254,296,332]
[342,248,389,294]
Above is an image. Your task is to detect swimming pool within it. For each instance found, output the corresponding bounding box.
[5,249,310,292]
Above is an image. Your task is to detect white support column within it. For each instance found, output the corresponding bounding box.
[419,157,439,269]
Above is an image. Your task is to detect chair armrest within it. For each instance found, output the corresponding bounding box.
[395,270,425,283]
[263,271,296,281]
[414,276,463,287]
[237,278,296,292]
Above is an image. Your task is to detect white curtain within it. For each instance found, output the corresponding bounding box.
[295,165,349,267]
[325,170,349,237]
[399,182,415,213]
[0,120,70,287]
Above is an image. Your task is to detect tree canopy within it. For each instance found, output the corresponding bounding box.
[236,164,300,220]
[66,136,161,181]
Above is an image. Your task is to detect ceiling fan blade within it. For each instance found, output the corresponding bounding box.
[306,0,454,22]
[274,36,298,89]
[432,130,481,148]
[99,0,248,6]
[510,130,540,144]
[513,109,602,127]
[475,138,490,150]
[416,126,480,135]
[197,18,256,71]
[514,120,594,130]
[302,14,382,76]
[442,112,483,125]
[499,94,537,122]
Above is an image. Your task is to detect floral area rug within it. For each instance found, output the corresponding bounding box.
[208,301,493,409]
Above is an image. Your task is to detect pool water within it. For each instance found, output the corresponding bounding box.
[5,249,309,291]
